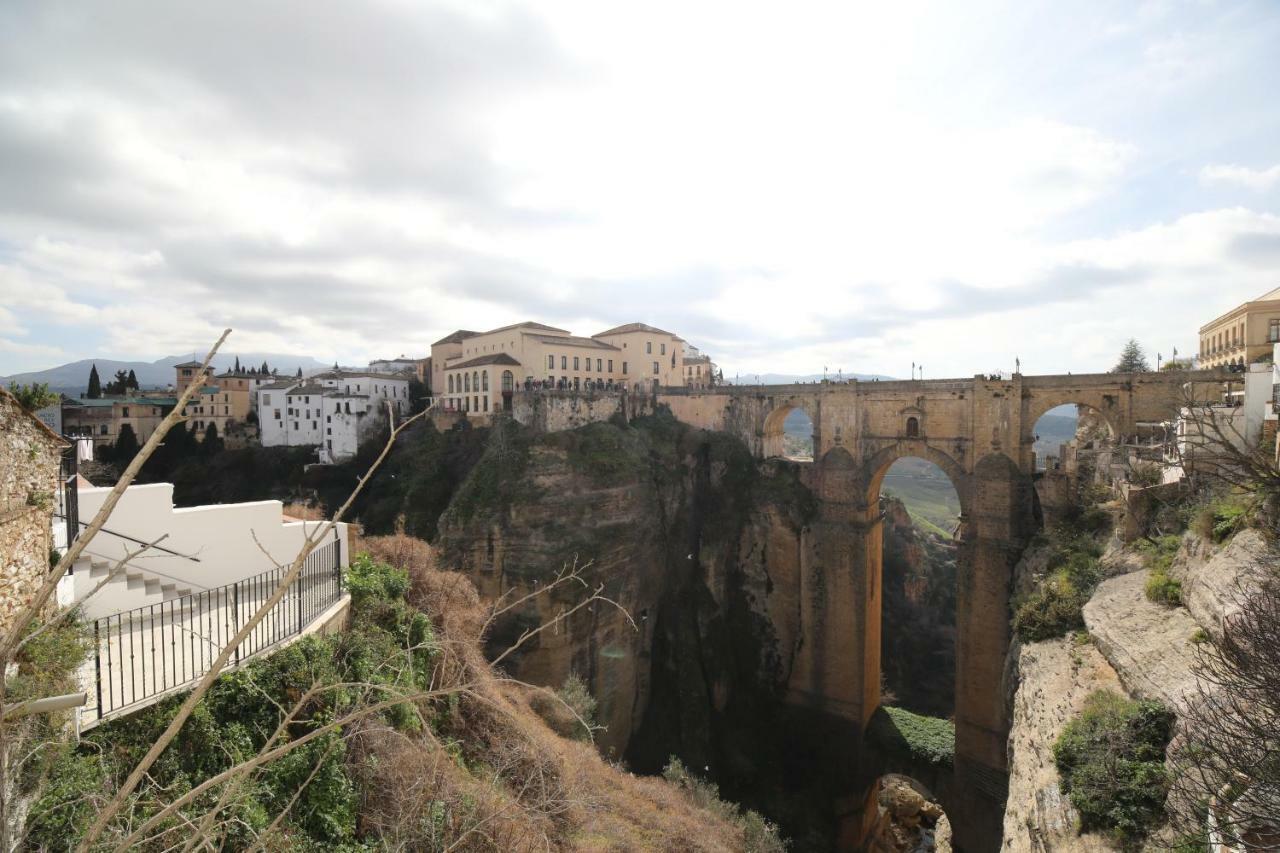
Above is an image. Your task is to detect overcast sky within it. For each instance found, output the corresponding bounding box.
[1,0,1278,379]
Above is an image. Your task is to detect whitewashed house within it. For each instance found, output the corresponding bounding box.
[256,372,403,463]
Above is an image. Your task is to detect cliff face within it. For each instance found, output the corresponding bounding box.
[434,414,816,766]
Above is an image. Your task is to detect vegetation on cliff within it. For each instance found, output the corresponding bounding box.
[1053,690,1174,845]
[26,539,764,851]
[866,706,955,769]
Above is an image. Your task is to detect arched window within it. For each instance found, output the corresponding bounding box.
[472,371,479,393]
[464,373,471,392]
[482,371,489,391]
[448,375,454,393]
[906,416,920,438]
[502,371,514,392]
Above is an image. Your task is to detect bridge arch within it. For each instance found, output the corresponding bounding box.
[762,398,817,460]
[862,443,970,520]
[1024,395,1120,443]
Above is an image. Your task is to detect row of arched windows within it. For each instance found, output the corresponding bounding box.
[447,370,492,394]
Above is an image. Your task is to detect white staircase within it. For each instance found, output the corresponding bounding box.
[72,557,197,619]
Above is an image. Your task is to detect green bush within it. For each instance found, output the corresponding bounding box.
[1144,568,1183,606]
[1014,535,1106,642]
[25,554,437,849]
[555,672,598,741]
[1053,690,1175,844]
[866,705,955,767]
[1191,495,1251,543]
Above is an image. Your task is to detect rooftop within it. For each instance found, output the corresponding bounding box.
[482,320,571,336]
[432,329,481,346]
[1200,285,1280,332]
[531,334,620,350]
[173,361,204,369]
[257,379,300,391]
[683,355,712,364]
[593,322,679,338]
[449,353,522,369]
[285,383,330,396]
[65,396,179,407]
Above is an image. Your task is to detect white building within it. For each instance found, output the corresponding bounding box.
[257,372,404,463]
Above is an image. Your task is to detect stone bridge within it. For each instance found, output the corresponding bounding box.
[654,370,1222,851]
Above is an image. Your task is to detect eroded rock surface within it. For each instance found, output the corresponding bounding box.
[1170,529,1269,642]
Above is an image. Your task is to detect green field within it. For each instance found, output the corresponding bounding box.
[881,457,961,534]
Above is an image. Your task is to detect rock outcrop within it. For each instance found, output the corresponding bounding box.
[1169,529,1270,642]
[1002,634,1123,853]
[1082,569,1202,712]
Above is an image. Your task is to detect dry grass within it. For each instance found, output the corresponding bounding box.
[350,531,752,851]
[281,500,325,521]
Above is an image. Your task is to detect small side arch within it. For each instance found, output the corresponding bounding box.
[761,398,817,460]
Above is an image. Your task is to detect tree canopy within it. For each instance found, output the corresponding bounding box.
[86,364,102,398]
[1111,339,1151,373]
[7,382,59,412]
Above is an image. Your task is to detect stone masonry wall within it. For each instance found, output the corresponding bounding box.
[0,390,64,641]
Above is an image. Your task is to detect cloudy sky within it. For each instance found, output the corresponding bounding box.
[1,0,1278,379]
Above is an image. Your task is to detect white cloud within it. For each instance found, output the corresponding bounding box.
[1200,163,1280,192]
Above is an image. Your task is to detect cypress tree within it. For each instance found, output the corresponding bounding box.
[234,356,241,373]
[261,360,270,374]
[113,423,140,465]
[127,369,139,391]
[87,364,102,399]
[201,422,224,455]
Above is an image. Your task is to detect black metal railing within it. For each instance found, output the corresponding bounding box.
[89,534,343,721]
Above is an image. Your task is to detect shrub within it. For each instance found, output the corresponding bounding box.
[1053,691,1175,843]
[555,672,597,741]
[1014,534,1106,642]
[661,758,786,852]
[1191,495,1251,543]
[1145,567,1183,606]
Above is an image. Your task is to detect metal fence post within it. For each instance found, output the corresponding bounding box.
[232,580,241,665]
[93,620,103,720]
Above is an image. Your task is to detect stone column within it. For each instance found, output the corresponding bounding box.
[950,453,1034,851]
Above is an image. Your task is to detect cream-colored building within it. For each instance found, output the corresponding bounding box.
[174,363,254,440]
[1198,286,1280,369]
[430,321,699,415]
[63,394,178,448]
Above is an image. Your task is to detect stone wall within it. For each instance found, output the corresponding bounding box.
[0,390,64,641]
[510,389,653,433]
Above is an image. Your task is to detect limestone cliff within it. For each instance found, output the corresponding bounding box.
[433,413,817,769]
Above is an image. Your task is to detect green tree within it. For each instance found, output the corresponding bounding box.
[201,422,224,455]
[86,364,102,399]
[113,423,140,465]
[126,369,139,390]
[1112,339,1151,373]
[104,369,133,395]
[261,360,270,374]
[8,382,59,412]
[233,355,241,373]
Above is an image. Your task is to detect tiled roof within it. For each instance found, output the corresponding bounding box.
[593,322,678,338]
[285,383,329,396]
[173,361,204,368]
[257,379,300,391]
[532,334,620,350]
[448,353,522,369]
[482,321,569,336]
[433,329,480,346]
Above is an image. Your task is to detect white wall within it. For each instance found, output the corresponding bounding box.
[73,483,349,617]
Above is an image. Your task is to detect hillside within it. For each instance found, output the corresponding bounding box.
[1,352,329,394]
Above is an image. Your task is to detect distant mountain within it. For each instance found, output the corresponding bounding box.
[726,372,896,384]
[1,352,330,396]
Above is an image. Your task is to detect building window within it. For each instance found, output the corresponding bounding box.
[483,397,489,412]
[464,373,471,392]
[548,354,555,369]
[122,407,129,417]
[1270,319,1280,342]
[574,356,580,370]
[294,421,299,430]
[482,371,489,391]
[100,424,108,435]
[502,371,514,392]
[448,375,454,393]
[274,409,281,420]
[660,343,666,355]
[646,341,652,354]
[906,417,920,438]
[652,361,659,375]
[622,362,628,374]
[608,359,613,372]
[561,355,567,369]
[596,358,602,371]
